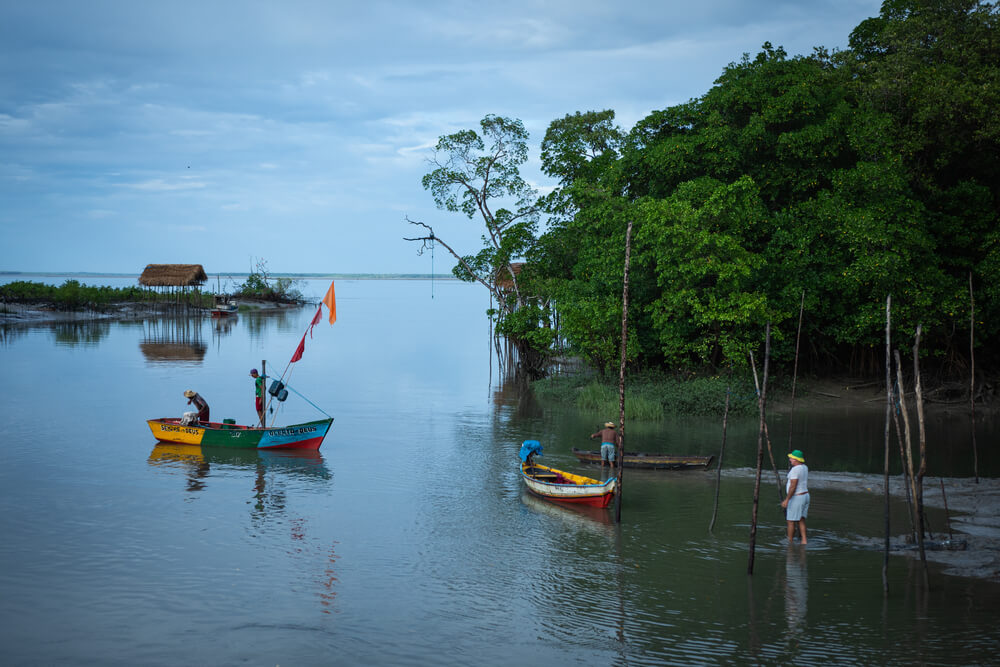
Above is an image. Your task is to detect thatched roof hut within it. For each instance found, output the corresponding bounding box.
[138,264,208,287]
[494,262,524,291]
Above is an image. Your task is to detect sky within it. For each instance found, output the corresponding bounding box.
[0,0,883,275]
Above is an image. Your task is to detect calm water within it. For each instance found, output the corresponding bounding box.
[1,277,998,665]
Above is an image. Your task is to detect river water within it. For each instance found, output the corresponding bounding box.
[1,277,997,665]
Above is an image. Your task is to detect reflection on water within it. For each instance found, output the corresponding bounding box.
[784,545,808,649]
[148,444,332,499]
[520,491,616,535]
[140,318,206,364]
[53,321,111,346]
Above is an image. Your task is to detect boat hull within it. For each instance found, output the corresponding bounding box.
[571,448,713,470]
[521,462,616,508]
[147,417,333,450]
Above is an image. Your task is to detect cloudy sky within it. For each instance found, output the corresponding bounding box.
[1,0,882,275]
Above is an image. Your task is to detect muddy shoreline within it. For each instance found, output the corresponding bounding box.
[724,467,1000,583]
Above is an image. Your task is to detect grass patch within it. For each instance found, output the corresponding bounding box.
[533,369,761,419]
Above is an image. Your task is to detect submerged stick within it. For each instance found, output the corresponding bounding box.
[787,290,805,454]
[748,324,770,576]
[883,295,891,594]
[970,273,979,484]
[709,384,731,533]
[749,350,783,501]
[939,478,953,542]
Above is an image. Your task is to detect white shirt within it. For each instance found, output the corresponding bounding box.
[786,463,809,495]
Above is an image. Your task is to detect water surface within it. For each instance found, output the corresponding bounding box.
[1,277,997,665]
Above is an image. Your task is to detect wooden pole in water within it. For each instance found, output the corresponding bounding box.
[747,324,770,575]
[913,324,930,586]
[749,351,782,501]
[883,295,892,594]
[615,220,634,524]
[260,359,267,428]
[787,290,805,455]
[969,273,979,484]
[709,384,731,532]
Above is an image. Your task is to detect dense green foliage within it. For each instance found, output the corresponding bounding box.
[0,280,162,310]
[521,0,999,378]
[416,1,998,381]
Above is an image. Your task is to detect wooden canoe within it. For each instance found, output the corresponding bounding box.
[521,461,616,508]
[572,448,713,470]
[147,417,333,450]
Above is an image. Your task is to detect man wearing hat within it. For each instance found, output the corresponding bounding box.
[590,421,621,468]
[184,390,210,423]
[781,450,809,544]
[250,369,265,426]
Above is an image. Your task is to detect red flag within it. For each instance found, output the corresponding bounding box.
[308,304,322,338]
[290,334,305,363]
[322,280,337,325]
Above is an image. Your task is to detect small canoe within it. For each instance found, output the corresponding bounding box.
[147,417,333,450]
[521,461,617,508]
[572,448,713,470]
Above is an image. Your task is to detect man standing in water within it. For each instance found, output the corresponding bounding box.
[590,421,621,468]
[250,368,265,426]
[781,450,809,544]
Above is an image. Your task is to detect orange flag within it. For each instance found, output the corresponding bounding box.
[322,280,337,324]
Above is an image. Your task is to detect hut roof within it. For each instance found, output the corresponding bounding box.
[495,262,525,291]
[138,264,208,287]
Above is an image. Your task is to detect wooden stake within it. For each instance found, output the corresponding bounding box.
[709,384,731,533]
[748,324,770,575]
[913,324,930,586]
[614,220,633,524]
[970,272,979,484]
[749,350,783,500]
[883,295,891,594]
[787,290,805,454]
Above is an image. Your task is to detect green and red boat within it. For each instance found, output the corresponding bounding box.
[147,417,333,450]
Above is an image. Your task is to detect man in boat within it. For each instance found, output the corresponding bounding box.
[590,421,621,468]
[183,389,210,423]
[250,368,265,426]
[780,450,809,545]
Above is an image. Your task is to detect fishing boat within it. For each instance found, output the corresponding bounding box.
[147,417,333,450]
[149,280,340,452]
[572,448,714,470]
[519,440,616,508]
[210,301,238,317]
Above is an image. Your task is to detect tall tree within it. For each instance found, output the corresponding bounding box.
[405,115,553,375]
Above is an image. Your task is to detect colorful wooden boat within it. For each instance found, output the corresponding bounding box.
[210,302,238,317]
[521,461,616,508]
[147,417,333,450]
[572,448,714,470]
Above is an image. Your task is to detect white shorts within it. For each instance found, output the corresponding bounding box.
[786,493,809,521]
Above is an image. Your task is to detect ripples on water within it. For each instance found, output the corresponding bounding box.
[2,278,999,665]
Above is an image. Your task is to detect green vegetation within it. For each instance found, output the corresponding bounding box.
[234,259,304,303]
[0,279,197,310]
[532,371,761,419]
[417,1,1000,383]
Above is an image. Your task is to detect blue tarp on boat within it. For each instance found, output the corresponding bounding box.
[519,439,543,462]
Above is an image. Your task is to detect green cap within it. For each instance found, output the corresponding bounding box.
[788,450,805,462]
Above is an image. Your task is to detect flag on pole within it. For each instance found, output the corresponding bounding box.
[290,334,306,363]
[322,280,337,325]
[308,304,322,338]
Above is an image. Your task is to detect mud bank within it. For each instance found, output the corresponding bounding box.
[725,467,1000,582]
